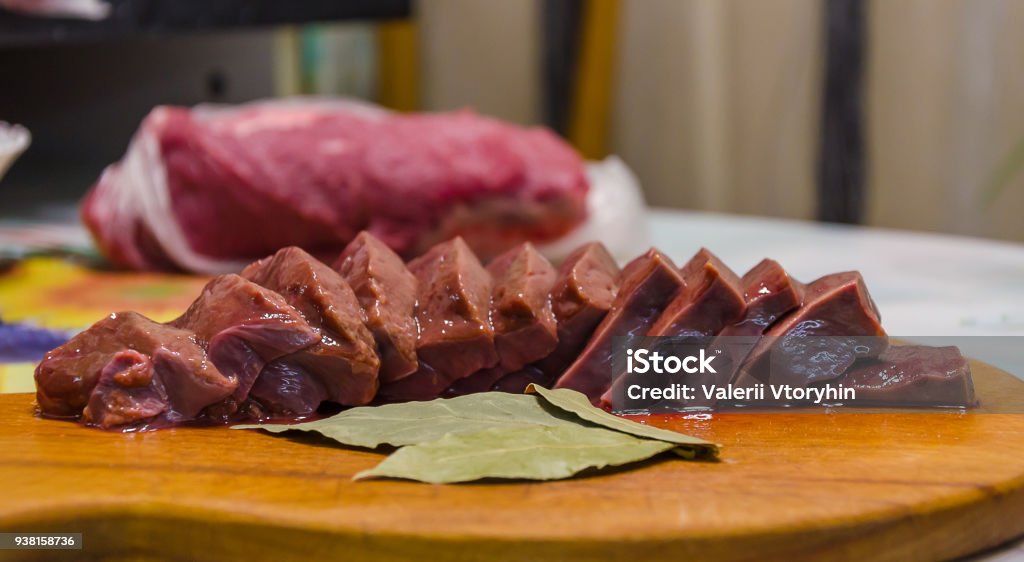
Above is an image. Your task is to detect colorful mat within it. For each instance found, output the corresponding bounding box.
[0,257,209,393]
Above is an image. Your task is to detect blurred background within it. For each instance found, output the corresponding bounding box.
[2,0,1024,241]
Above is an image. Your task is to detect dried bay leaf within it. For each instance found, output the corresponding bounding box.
[354,424,677,483]
[234,392,580,449]
[238,388,719,483]
[526,384,719,458]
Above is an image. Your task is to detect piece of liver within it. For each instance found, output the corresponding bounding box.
[838,345,975,407]
[740,271,888,388]
[35,311,235,429]
[408,236,498,379]
[535,242,620,379]
[82,349,171,429]
[247,360,330,417]
[378,237,498,401]
[375,361,448,403]
[242,247,380,406]
[445,243,558,396]
[335,231,419,383]
[694,260,806,408]
[554,249,685,403]
[488,243,559,371]
[171,274,319,414]
[647,248,747,338]
[492,365,555,394]
[719,259,805,337]
[600,248,747,409]
[443,365,509,397]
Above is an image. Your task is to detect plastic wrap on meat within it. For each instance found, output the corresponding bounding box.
[81,99,589,273]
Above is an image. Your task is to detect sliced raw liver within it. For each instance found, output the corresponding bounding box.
[82,349,170,429]
[534,241,620,379]
[445,243,558,395]
[376,361,449,403]
[553,249,684,404]
[247,360,329,417]
[410,236,498,377]
[492,365,553,394]
[335,231,419,383]
[837,345,975,407]
[719,259,805,337]
[171,274,319,416]
[441,365,508,397]
[740,271,888,388]
[647,248,746,337]
[700,260,806,407]
[242,247,380,407]
[35,311,234,429]
[488,243,558,370]
[601,248,746,409]
[377,237,498,401]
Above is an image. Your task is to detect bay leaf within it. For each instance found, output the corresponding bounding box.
[354,424,677,483]
[234,392,579,449]
[526,384,719,458]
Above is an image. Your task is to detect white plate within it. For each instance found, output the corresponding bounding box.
[0,122,31,182]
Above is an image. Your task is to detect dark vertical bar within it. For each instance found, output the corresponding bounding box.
[541,0,583,135]
[817,0,866,224]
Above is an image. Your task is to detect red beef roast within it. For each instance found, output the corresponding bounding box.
[81,100,589,273]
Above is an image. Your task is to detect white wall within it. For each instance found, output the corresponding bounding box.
[612,0,822,220]
[416,0,542,125]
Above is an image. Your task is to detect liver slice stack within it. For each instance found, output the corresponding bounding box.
[553,249,685,403]
[376,237,499,402]
[445,243,558,396]
[241,246,380,410]
[34,232,974,430]
[334,232,419,384]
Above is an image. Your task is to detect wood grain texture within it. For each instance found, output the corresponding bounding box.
[1,360,1023,562]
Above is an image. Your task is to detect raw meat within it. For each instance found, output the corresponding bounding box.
[492,366,552,394]
[489,242,620,396]
[35,311,233,428]
[334,232,419,383]
[487,244,559,371]
[703,260,806,407]
[34,231,972,430]
[601,248,746,408]
[839,345,975,407]
[408,237,498,378]
[376,237,498,402]
[444,243,558,395]
[83,350,170,429]
[247,361,329,418]
[740,272,888,388]
[554,249,684,403]
[170,274,319,416]
[241,247,380,407]
[647,248,746,338]
[533,242,620,380]
[719,259,805,337]
[81,100,589,273]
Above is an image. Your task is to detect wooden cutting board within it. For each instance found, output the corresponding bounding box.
[2,360,1024,562]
